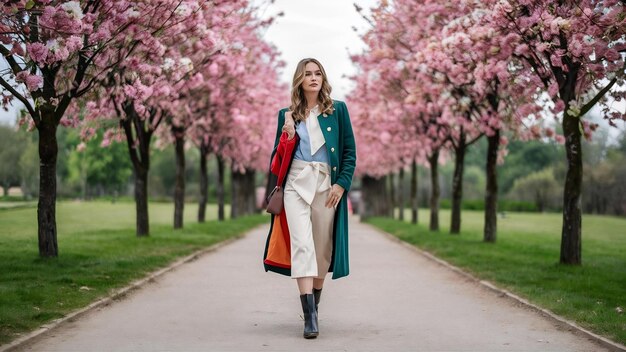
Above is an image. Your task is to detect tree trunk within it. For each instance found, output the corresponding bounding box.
[134,166,149,236]
[231,168,257,218]
[216,155,225,221]
[398,168,405,221]
[173,129,185,229]
[428,149,440,232]
[120,104,152,237]
[37,114,59,257]
[484,130,500,243]
[231,167,242,219]
[560,111,582,264]
[245,170,257,214]
[361,175,392,220]
[2,185,8,197]
[450,131,467,234]
[198,143,209,223]
[411,159,418,224]
[389,173,396,218]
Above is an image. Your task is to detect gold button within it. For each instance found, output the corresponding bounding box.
[333,166,337,171]
[327,127,331,132]
[331,147,335,152]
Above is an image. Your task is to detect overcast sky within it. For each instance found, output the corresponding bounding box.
[260,0,378,101]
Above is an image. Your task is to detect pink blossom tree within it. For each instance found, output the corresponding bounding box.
[79,0,221,236]
[419,4,525,241]
[186,44,286,221]
[0,0,148,256]
[420,25,487,235]
[154,1,254,229]
[351,0,546,243]
[488,0,625,263]
[212,24,286,221]
[181,6,287,222]
[346,58,413,220]
[351,1,459,231]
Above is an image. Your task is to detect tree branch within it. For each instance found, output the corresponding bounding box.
[579,77,618,117]
[0,44,24,75]
[0,75,38,123]
[120,117,141,168]
[467,133,484,146]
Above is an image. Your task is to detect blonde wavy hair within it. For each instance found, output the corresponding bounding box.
[289,58,334,122]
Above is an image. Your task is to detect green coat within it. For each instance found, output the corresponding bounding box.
[263,100,356,279]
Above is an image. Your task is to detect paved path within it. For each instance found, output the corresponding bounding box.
[17,218,609,351]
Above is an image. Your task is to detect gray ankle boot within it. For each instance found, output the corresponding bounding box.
[299,293,319,339]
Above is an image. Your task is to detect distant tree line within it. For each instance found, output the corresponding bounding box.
[0,124,248,205]
[380,128,626,217]
[3,123,624,217]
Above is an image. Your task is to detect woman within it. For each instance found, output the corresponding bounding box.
[262,58,357,339]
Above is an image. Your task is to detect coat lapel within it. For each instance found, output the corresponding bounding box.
[317,111,338,152]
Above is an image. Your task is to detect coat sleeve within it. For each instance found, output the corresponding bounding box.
[336,101,356,192]
[264,109,286,204]
[273,109,285,151]
[267,109,286,168]
[270,140,283,177]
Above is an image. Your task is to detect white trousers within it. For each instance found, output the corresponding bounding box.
[284,159,335,279]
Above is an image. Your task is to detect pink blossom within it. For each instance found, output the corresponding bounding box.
[27,42,48,63]
[59,116,73,127]
[138,84,154,99]
[233,114,247,123]
[569,39,584,57]
[514,44,529,56]
[530,125,541,137]
[550,54,563,68]
[65,36,83,52]
[123,84,137,99]
[135,103,146,116]
[555,135,565,144]
[605,49,620,62]
[536,42,549,52]
[11,42,25,56]
[16,71,43,91]
[39,4,83,35]
[553,100,565,112]
[90,26,112,43]
[548,82,559,97]
[208,62,219,76]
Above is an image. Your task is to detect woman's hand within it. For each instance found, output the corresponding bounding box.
[282,111,295,140]
[325,184,345,208]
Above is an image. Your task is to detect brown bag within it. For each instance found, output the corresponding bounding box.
[266,186,283,215]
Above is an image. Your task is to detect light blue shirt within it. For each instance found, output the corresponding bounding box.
[294,119,329,165]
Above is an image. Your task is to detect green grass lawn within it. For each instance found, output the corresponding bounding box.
[366,208,626,345]
[0,201,267,345]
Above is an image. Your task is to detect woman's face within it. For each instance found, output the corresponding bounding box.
[301,62,323,95]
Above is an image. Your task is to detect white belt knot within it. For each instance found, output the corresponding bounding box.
[291,162,331,205]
